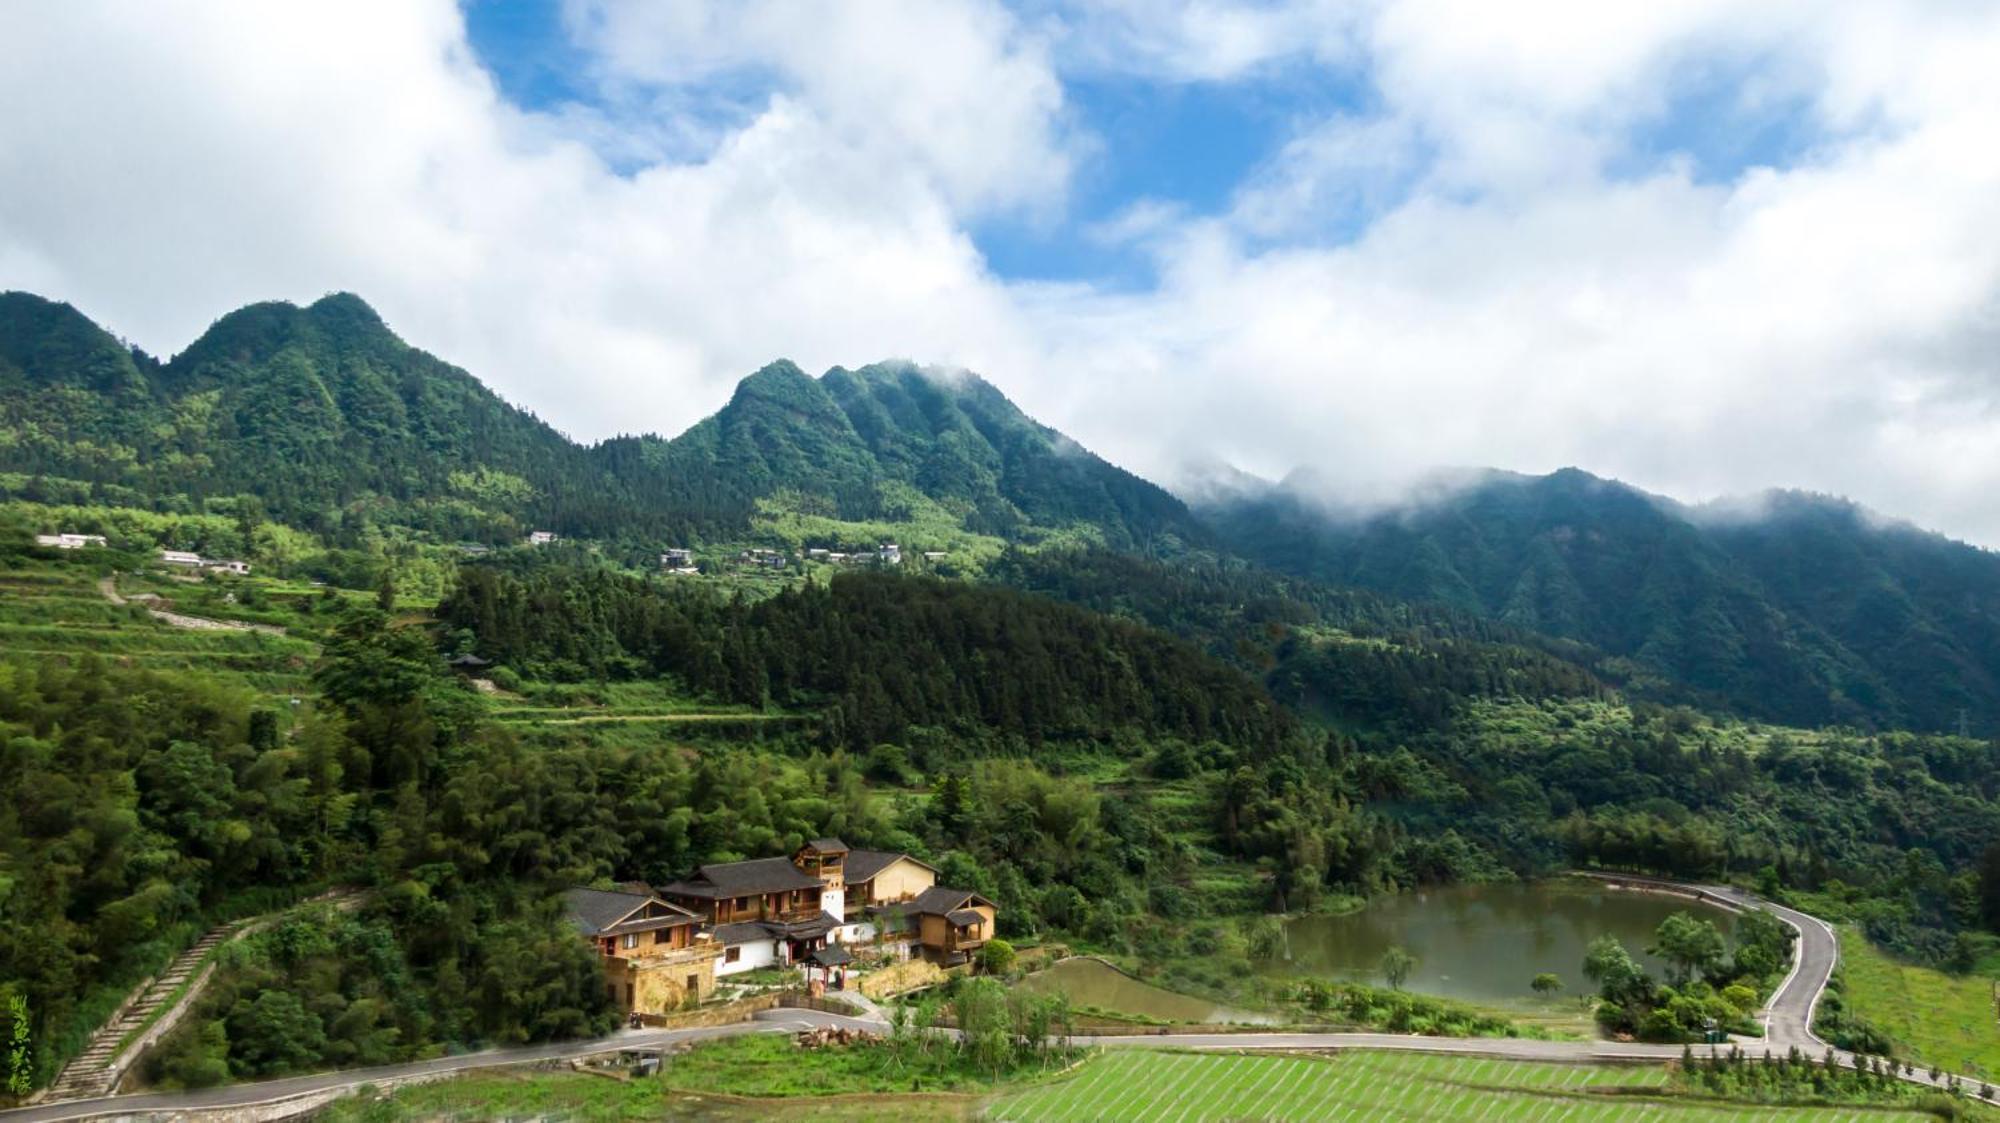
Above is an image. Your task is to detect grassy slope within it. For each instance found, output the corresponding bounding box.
[995,1051,1955,1122]
[1840,927,2000,1079]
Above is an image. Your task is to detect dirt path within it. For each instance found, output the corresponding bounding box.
[491,712,793,725]
[98,576,287,636]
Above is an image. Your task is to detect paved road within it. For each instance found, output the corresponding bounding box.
[9,876,1990,1120]
[3,1013,839,1123]
[1569,872,1838,1052]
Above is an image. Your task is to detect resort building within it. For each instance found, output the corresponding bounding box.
[564,886,721,1015]
[35,533,106,549]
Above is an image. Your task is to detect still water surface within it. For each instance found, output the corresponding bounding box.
[1265,879,1738,1006]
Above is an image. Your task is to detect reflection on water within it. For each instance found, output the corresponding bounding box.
[1266,879,1738,1006]
[1015,957,1273,1024]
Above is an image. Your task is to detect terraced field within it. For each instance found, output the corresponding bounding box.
[0,565,320,699]
[989,1051,1940,1122]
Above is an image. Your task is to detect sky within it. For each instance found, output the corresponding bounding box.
[2,1,1998,545]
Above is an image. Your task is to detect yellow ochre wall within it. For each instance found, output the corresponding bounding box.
[867,858,936,904]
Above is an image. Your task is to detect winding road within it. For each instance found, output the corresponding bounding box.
[6,876,1985,1122]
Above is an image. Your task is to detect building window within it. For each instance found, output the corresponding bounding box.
[622,933,638,949]
[725,946,741,963]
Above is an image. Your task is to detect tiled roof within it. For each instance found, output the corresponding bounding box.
[712,922,775,946]
[844,848,936,884]
[563,887,699,936]
[908,886,996,916]
[662,856,822,898]
[804,837,849,853]
[945,908,984,926]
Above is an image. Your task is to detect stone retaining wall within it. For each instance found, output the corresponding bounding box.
[858,959,951,998]
[635,991,780,1031]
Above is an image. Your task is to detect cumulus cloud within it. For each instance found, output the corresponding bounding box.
[1,0,1998,546]
[0,0,1038,441]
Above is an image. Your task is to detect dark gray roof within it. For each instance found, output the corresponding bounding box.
[767,911,842,940]
[564,887,698,936]
[844,848,936,884]
[909,886,995,917]
[804,837,849,854]
[945,908,984,926]
[663,856,822,898]
[713,922,774,946]
[810,945,853,967]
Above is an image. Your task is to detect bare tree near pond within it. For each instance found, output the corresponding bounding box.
[1380,946,1416,990]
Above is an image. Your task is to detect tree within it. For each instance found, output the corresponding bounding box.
[1650,912,1726,987]
[1583,935,1653,1012]
[1531,973,1563,999]
[226,991,327,1077]
[1380,946,1416,990]
[979,938,1018,976]
[4,992,29,1096]
[1979,843,2000,934]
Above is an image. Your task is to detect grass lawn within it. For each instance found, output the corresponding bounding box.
[991,1050,1955,1122]
[316,1069,977,1121]
[1840,927,2000,1079]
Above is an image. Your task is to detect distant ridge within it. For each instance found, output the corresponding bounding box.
[1196,466,2000,734]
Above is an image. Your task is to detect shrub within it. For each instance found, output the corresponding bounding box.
[979,939,1018,976]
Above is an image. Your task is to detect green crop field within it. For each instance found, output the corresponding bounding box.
[988,1051,1939,1122]
[1840,927,2000,1079]
[0,561,323,699]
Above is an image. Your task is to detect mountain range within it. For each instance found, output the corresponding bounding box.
[0,291,1196,551]
[3,289,1996,734]
[1199,467,2000,734]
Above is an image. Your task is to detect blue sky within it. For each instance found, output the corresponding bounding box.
[462,0,1320,288]
[8,1,2000,544]
[462,0,1816,290]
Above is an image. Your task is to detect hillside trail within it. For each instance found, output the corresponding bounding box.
[98,575,287,635]
[33,890,359,1106]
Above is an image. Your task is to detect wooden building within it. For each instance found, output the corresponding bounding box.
[563,886,720,1014]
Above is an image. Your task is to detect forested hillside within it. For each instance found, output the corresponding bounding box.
[11,288,2000,737]
[438,565,1298,753]
[1199,467,2000,734]
[990,547,1612,733]
[0,292,605,542]
[584,359,1205,547]
[0,292,1201,553]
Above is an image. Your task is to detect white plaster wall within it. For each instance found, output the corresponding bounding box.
[715,938,777,977]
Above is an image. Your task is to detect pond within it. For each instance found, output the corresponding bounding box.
[1263,878,1739,1006]
[1016,957,1273,1025]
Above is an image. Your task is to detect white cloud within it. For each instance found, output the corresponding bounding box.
[0,0,1038,443]
[560,0,1079,214]
[1,0,1998,548]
